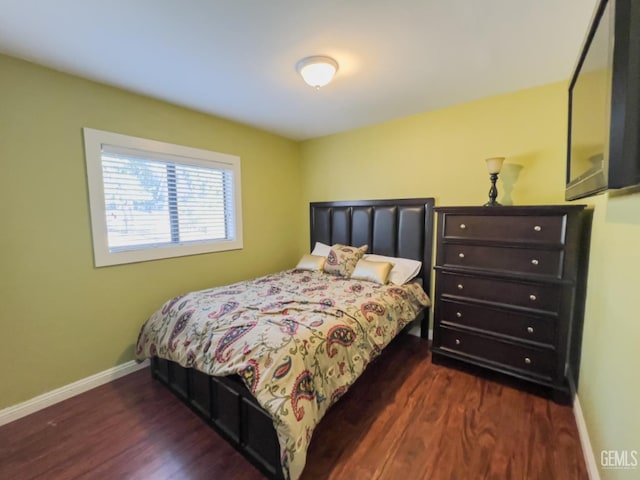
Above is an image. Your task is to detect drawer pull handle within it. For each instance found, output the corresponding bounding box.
[458,252,465,259]
[534,225,542,232]
[455,339,461,345]
[456,312,462,318]
[457,284,464,290]
[524,357,532,365]
[460,223,467,230]
[531,259,539,265]
[529,294,537,301]
[527,326,534,333]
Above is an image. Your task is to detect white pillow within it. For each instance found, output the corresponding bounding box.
[295,254,326,271]
[363,254,422,285]
[311,241,331,257]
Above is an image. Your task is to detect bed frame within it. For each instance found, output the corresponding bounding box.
[150,197,435,479]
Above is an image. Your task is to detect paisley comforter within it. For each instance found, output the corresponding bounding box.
[135,269,430,480]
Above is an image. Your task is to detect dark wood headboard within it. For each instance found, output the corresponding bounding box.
[309,197,435,299]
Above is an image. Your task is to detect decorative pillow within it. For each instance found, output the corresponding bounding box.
[295,254,326,271]
[363,254,422,285]
[323,244,368,277]
[350,259,393,285]
[311,241,332,257]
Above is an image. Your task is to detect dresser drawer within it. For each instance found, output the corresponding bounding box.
[442,244,563,278]
[436,326,555,379]
[438,272,562,313]
[443,214,566,245]
[439,299,555,345]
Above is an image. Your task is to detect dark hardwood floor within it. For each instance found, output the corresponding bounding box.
[0,335,588,479]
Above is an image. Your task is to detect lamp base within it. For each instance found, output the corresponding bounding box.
[484,172,501,207]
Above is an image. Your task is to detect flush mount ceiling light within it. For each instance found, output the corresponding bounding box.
[296,55,339,89]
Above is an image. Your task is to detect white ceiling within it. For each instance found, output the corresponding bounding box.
[0,0,598,140]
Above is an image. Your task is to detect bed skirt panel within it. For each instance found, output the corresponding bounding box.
[151,358,284,479]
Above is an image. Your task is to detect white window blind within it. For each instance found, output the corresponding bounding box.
[83,128,242,267]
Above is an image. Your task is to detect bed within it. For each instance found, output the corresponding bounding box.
[135,197,435,479]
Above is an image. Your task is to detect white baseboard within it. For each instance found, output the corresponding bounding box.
[0,359,150,427]
[407,325,432,339]
[574,394,601,480]
[408,324,421,337]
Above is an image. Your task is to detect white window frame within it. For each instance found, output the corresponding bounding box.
[83,128,243,267]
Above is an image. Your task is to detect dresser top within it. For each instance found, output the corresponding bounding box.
[434,205,586,215]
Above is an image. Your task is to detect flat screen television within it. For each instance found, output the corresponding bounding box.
[566,0,640,201]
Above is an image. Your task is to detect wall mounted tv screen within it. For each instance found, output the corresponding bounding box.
[566,0,640,201]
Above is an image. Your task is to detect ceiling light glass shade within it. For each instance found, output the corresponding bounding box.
[296,56,338,89]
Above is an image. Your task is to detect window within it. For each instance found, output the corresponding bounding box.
[83,128,242,267]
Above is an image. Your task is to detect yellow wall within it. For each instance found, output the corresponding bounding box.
[300,82,640,480]
[300,82,567,210]
[0,54,302,408]
[579,192,640,480]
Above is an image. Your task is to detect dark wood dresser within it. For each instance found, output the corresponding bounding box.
[431,205,591,403]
